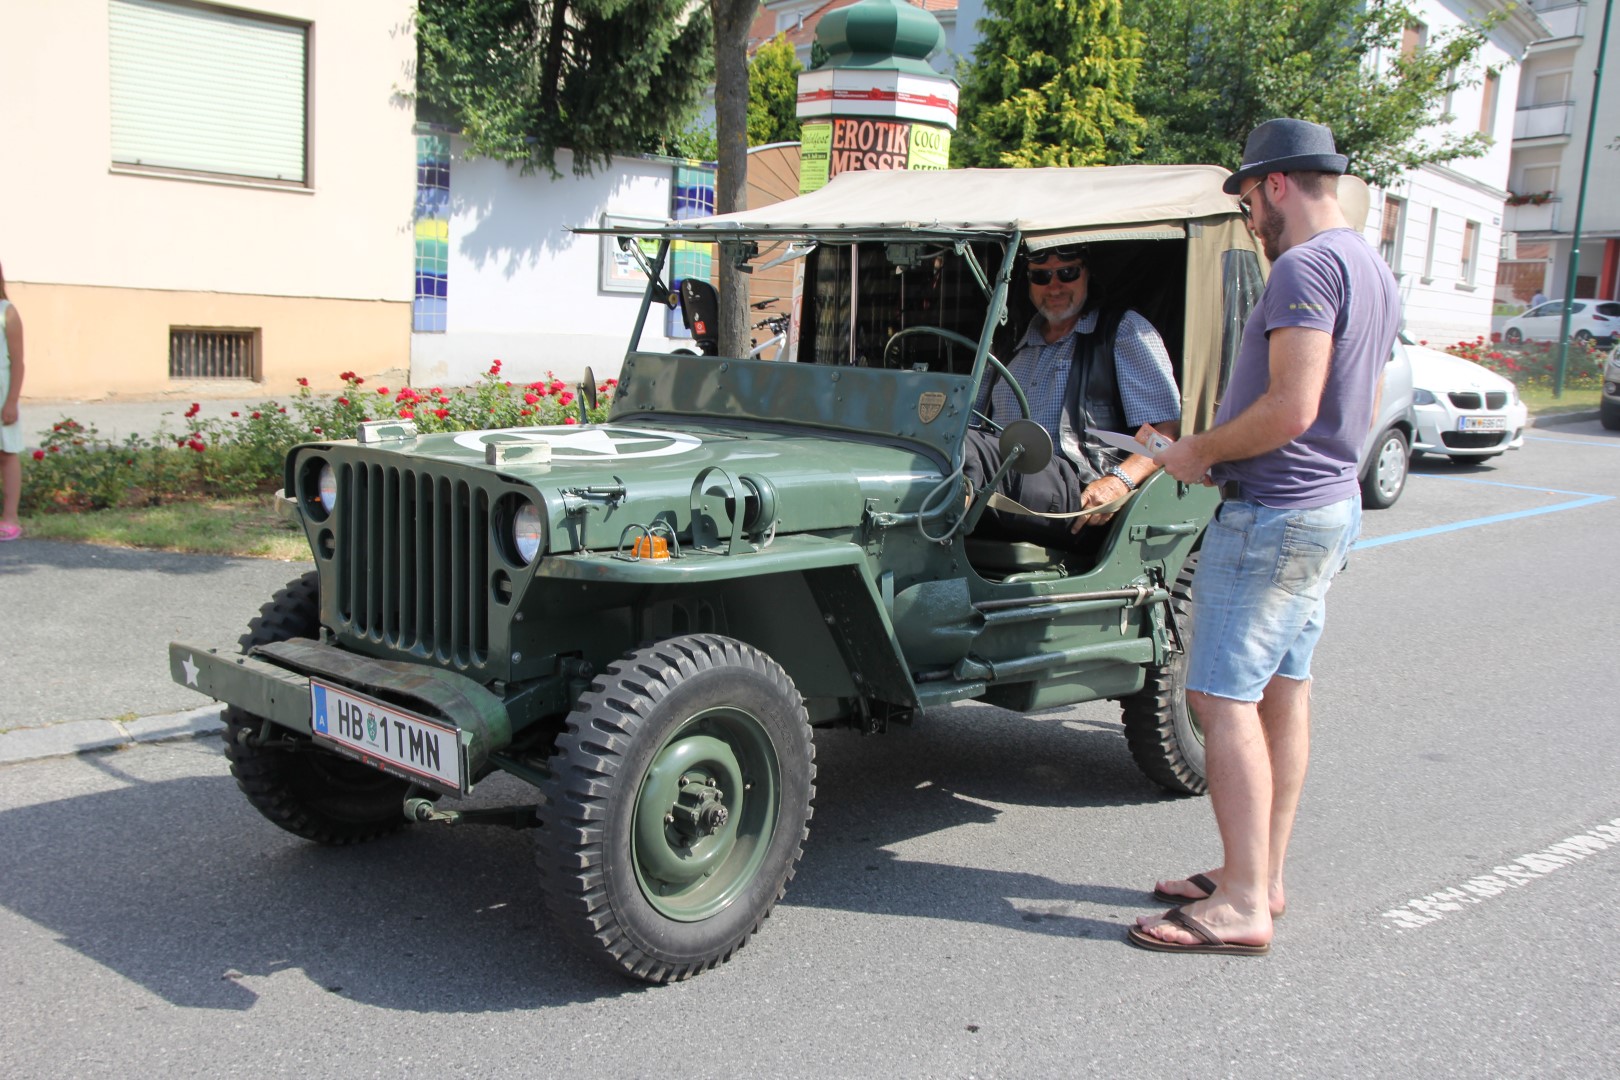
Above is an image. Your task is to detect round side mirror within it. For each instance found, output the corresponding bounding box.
[998,418,1053,475]
[581,367,599,411]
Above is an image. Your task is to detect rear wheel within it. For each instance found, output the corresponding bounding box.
[537,634,815,982]
[1360,427,1409,509]
[1505,327,1523,344]
[1122,555,1206,795]
[223,571,413,845]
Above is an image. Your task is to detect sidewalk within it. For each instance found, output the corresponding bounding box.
[0,705,224,766]
[25,395,277,443]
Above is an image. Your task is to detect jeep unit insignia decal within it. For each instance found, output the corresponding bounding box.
[452,426,703,460]
[917,391,946,424]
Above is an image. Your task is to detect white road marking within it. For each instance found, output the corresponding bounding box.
[1381,817,1620,930]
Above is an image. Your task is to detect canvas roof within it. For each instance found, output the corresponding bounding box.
[585,165,1242,244]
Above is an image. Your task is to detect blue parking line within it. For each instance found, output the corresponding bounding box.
[1354,475,1613,549]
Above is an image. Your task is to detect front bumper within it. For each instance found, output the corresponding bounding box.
[1412,400,1529,457]
[169,638,513,792]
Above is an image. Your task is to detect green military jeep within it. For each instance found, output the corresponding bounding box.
[172,165,1273,983]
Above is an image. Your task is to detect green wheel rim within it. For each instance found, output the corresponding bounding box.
[631,707,781,922]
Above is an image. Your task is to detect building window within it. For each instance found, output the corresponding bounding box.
[413,134,451,333]
[1531,70,1571,107]
[109,0,309,185]
[1423,208,1441,281]
[1461,220,1481,284]
[1401,21,1427,58]
[1479,70,1500,133]
[1379,195,1405,270]
[170,327,259,380]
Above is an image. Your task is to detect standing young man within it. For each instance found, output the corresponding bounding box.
[1130,119,1400,954]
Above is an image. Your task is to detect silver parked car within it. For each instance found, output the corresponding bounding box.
[1502,299,1620,347]
[1358,339,1416,509]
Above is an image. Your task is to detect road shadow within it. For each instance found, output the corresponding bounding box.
[0,704,1179,1010]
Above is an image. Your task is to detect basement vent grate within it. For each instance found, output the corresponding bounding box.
[169,328,259,380]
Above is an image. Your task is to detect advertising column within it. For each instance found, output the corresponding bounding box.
[795,0,958,195]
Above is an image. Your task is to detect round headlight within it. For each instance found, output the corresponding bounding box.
[318,464,337,513]
[512,501,544,564]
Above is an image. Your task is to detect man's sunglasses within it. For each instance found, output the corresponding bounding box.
[1028,265,1083,286]
[1237,179,1263,222]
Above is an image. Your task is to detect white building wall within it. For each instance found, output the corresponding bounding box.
[0,0,415,302]
[1360,0,1537,346]
[410,144,687,389]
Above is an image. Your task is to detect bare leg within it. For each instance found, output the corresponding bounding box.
[1136,689,1275,947]
[1154,673,1310,918]
[0,451,19,529]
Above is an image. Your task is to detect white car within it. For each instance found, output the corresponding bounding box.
[1502,299,1620,347]
[1404,339,1528,463]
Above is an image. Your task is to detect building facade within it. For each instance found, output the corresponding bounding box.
[1498,0,1619,311]
[0,0,417,399]
[1358,0,1548,346]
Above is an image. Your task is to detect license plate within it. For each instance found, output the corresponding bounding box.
[1460,415,1508,431]
[310,679,465,795]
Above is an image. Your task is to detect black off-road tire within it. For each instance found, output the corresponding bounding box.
[1121,555,1207,795]
[222,571,413,845]
[536,634,816,983]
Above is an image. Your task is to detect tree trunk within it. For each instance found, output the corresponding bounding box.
[711,0,752,356]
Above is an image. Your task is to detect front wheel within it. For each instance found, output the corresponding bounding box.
[1504,327,1523,344]
[1121,555,1206,795]
[1361,426,1410,509]
[537,634,816,983]
[1601,396,1620,431]
[223,571,414,845]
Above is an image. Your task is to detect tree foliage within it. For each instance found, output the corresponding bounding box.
[1126,0,1499,187]
[415,0,714,176]
[952,0,1146,168]
[749,34,804,147]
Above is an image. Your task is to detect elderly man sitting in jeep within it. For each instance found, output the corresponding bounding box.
[964,243,1181,548]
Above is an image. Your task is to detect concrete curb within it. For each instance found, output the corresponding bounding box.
[0,705,225,767]
[1529,409,1601,427]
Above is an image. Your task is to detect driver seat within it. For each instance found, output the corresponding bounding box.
[964,537,1068,582]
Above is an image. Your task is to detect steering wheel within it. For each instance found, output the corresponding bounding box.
[880,326,1030,425]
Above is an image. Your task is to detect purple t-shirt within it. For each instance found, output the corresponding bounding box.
[1212,228,1401,508]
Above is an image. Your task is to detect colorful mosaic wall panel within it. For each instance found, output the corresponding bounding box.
[668,163,716,338]
[413,134,450,333]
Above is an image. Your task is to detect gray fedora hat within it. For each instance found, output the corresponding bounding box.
[1223,118,1349,194]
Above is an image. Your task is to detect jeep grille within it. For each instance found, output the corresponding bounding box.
[333,463,491,669]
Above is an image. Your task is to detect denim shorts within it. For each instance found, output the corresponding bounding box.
[1186,495,1361,703]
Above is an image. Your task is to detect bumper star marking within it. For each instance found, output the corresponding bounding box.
[182,654,200,687]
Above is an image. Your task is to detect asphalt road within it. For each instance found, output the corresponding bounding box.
[2,417,1616,1078]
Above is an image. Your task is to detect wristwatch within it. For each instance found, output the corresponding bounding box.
[1107,465,1137,491]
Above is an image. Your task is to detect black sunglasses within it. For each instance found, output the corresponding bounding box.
[1028,265,1083,286]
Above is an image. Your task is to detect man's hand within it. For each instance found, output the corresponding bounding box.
[1156,434,1214,485]
[1072,474,1130,531]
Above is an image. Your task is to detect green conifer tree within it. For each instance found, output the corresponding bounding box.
[953,0,1146,168]
[748,35,804,147]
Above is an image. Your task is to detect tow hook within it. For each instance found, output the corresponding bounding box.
[403,798,540,829]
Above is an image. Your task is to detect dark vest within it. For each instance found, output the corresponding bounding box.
[988,309,1129,484]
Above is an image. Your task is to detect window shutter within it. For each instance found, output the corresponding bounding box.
[110,0,307,183]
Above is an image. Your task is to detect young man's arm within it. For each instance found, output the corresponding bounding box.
[1,306,22,427]
[1156,325,1331,483]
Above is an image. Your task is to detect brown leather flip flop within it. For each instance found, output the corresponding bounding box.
[1151,873,1286,918]
[1126,907,1270,956]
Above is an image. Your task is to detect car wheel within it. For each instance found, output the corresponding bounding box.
[223,571,415,845]
[537,634,815,983]
[1601,396,1620,431]
[1575,329,1593,342]
[1360,427,1409,509]
[1505,327,1523,344]
[1121,554,1206,796]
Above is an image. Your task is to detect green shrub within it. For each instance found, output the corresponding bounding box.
[22,361,616,516]
[1433,334,1606,389]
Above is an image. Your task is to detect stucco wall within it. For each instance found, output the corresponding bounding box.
[0,0,416,398]
[410,145,690,388]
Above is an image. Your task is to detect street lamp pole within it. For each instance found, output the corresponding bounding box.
[1554,0,1614,397]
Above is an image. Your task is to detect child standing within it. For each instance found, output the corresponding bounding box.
[0,261,24,540]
